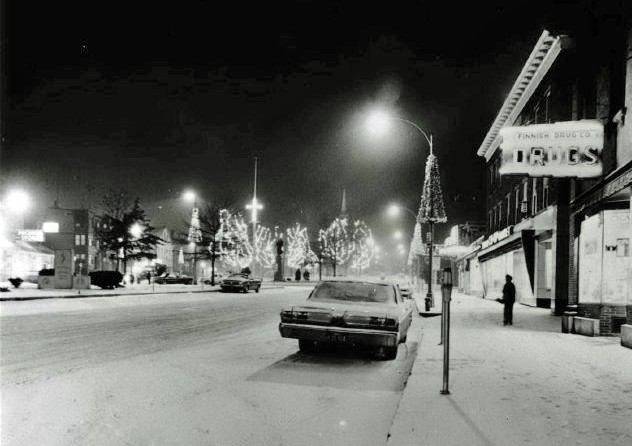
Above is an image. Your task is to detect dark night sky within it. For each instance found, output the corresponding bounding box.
[3,0,598,245]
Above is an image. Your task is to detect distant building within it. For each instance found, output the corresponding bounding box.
[33,204,109,275]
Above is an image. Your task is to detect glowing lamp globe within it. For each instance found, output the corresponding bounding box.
[4,190,30,214]
[387,204,401,218]
[366,110,391,136]
[183,190,196,203]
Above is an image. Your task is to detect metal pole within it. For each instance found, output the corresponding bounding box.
[441,267,452,395]
[427,221,434,308]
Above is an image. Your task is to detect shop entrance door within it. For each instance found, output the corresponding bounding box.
[535,240,552,308]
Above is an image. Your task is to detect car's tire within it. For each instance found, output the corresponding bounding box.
[298,339,316,353]
[255,286,260,293]
[383,346,398,360]
[400,333,407,344]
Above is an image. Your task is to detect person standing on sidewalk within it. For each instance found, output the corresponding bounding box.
[502,274,516,325]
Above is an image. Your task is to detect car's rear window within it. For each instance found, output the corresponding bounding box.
[308,281,395,304]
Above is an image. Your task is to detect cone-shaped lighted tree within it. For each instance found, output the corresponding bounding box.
[417,154,447,224]
[416,153,447,306]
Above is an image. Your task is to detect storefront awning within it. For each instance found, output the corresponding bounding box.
[477,231,523,263]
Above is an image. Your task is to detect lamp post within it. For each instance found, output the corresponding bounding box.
[368,111,445,309]
[440,267,453,395]
[246,156,263,277]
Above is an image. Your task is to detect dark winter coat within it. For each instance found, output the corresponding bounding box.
[502,281,516,304]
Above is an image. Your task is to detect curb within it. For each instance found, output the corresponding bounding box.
[0,285,287,302]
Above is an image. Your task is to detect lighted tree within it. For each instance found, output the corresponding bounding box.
[417,154,447,223]
[253,224,276,270]
[285,223,318,269]
[408,222,424,266]
[216,209,252,269]
[417,153,447,302]
[319,217,354,277]
[349,220,375,273]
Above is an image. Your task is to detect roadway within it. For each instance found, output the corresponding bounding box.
[1,286,420,446]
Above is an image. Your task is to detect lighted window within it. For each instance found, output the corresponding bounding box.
[75,234,86,246]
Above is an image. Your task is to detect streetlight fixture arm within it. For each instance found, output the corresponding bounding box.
[391,117,433,154]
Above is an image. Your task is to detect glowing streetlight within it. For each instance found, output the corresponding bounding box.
[366,110,392,136]
[393,230,403,240]
[387,204,401,218]
[365,110,433,154]
[182,190,196,204]
[4,190,31,214]
[129,223,143,238]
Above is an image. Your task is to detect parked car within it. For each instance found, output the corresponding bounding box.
[219,273,262,293]
[279,278,413,360]
[153,273,194,285]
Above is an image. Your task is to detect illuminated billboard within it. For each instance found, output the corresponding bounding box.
[499,120,603,178]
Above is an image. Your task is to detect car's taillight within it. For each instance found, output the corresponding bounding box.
[281,310,294,321]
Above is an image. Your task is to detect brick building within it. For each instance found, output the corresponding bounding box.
[476,11,631,335]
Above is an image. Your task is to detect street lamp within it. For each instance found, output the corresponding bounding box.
[4,190,31,214]
[182,190,196,204]
[129,222,143,238]
[386,203,417,221]
[0,189,32,236]
[366,109,445,309]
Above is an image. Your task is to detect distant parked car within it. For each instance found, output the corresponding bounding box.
[219,273,261,293]
[153,273,194,285]
[279,278,413,360]
[397,282,413,299]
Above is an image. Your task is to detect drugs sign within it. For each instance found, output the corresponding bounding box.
[499,120,603,178]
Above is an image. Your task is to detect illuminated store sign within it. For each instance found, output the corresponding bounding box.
[481,226,514,250]
[17,229,45,242]
[499,120,603,178]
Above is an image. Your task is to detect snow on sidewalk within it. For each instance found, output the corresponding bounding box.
[388,292,632,446]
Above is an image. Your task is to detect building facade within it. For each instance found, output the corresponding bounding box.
[36,205,109,275]
[476,12,631,335]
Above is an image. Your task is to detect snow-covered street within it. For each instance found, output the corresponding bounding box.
[1,287,419,446]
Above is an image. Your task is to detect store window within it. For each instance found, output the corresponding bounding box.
[515,187,521,223]
[532,178,539,215]
[522,180,529,217]
[617,238,630,257]
[506,194,512,226]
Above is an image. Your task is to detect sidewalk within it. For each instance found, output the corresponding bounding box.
[389,291,632,446]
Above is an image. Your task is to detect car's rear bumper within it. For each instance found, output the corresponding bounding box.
[279,323,398,347]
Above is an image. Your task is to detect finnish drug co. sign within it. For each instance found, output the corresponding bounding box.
[499,120,603,178]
